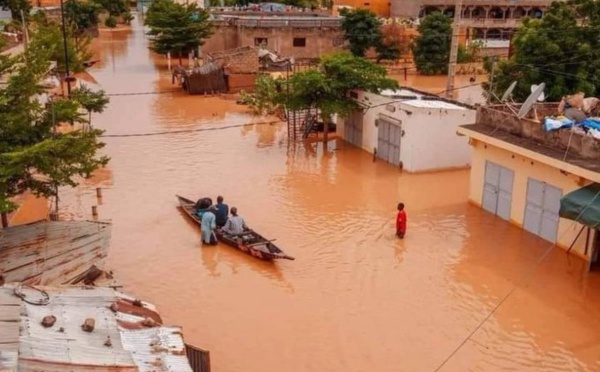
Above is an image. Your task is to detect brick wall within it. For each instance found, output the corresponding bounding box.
[210,46,259,74]
[203,25,343,60]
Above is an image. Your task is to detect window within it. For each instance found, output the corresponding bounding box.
[254,38,268,46]
[293,37,306,47]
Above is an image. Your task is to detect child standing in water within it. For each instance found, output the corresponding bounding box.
[396,202,407,239]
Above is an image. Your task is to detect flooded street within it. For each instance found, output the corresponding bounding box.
[54,18,600,372]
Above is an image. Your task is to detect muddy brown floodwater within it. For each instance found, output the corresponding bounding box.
[51,18,600,372]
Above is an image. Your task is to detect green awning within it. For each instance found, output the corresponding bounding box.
[560,183,600,229]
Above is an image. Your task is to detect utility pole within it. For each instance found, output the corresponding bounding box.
[59,0,72,97]
[445,0,462,100]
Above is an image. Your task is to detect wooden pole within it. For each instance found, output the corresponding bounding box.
[96,188,102,198]
[92,206,98,217]
[1,212,8,228]
[446,0,463,99]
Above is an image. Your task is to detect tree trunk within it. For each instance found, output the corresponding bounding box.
[323,121,328,144]
[1,212,8,228]
[178,50,183,65]
[88,110,92,131]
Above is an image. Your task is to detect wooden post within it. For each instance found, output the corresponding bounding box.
[49,212,59,221]
[96,188,102,198]
[92,206,98,217]
[1,212,8,228]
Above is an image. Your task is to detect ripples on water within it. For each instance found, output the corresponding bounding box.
[53,19,600,372]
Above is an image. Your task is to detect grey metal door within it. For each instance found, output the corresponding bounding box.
[482,161,514,220]
[523,178,562,243]
[377,119,401,166]
[344,111,363,147]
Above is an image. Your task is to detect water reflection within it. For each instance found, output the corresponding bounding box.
[47,15,600,372]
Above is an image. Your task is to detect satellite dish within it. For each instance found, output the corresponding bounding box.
[518,82,545,118]
[530,84,545,101]
[501,81,517,102]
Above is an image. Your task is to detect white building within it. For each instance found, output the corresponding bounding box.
[336,88,477,172]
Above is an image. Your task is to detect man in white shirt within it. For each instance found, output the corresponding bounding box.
[221,207,247,235]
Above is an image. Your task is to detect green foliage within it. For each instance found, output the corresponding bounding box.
[245,53,398,122]
[93,0,128,16]
[485,0,600,102]
[240,75,282,115]
[105,15,117,28]
[411,12,452,75]
[122,11,135,25]
[0,28,110,216]
[31,17,93,75]
[340,8,382,58]
[65,0,102,33]
[145,0,213,61]
[71,85,110,126]
[0,0,30,21]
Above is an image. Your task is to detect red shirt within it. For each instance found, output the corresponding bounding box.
[396,210,407,232]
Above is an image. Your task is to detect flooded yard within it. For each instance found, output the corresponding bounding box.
[40,17,600,372]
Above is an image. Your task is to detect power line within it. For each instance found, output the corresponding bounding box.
[432,189,600,372]
[98,120,280,137]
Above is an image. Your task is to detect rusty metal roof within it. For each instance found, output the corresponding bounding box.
[0,285,193,372]
[0,220,111,285]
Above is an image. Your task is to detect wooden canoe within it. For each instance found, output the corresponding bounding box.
[176,195,295,261]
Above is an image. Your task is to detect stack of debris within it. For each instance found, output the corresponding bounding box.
[543,92,600,138]
[258,48,291,71]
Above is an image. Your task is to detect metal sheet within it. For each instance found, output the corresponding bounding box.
[1,285,195,372]
[0,220,111,285]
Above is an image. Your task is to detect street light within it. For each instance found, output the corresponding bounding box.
[59,0,72,97]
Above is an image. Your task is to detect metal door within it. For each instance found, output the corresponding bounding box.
[523,178,562,243]
[344,111,363,147]
[377,119,402,166]
[482,161,514,220]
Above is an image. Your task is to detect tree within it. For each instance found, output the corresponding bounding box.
[340,8,383,58]
[244,53,399,143]
[377,23,403,62]
[64,0,102,33]
[93,0,128,16]
[71,86,110,128]
[484,0,600,102]
[0,0,30,21]
[105,15,117,28]
[145,0,213,64]
[31,13,94,76]
[411,12,452,75]
[0,26,109,227]
[122,11,134,25]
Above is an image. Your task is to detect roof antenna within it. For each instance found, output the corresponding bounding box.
[517,82,545,119]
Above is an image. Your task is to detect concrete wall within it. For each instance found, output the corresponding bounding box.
[332,0,391,17]
[390,0,421,17]
[337,90,475,172]
[468,140,592,259]
[202,25,343,59]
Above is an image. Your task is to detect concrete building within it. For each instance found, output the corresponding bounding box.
[392,0,555,52]
[336,88,476,172]
[331,0,391,17]
[202,15,344,60]
[457,103,600,270]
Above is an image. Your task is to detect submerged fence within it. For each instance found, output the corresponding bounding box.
[186,343,211,372]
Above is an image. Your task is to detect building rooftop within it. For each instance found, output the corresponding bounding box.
[402,99,468,110]
[379,88,470,110]
[458,103,600,182]
[0,285,194,372]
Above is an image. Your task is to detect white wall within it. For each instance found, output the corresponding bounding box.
[337,90,476,172]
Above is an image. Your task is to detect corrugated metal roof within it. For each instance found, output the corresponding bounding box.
[0,285,194,372]
[0,220,111,285]
[0,290,21,372]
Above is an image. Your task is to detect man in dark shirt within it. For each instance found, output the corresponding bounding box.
[214,195,229,228]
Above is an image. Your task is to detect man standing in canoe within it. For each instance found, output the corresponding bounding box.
[201,205,218,245]
[396,202,407,239]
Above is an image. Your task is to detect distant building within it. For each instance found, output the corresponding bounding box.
[458,103,600,270]
[331,0,391,17]
[202,14,343,60]
[392,0,556,54]
[336,88,476,173]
